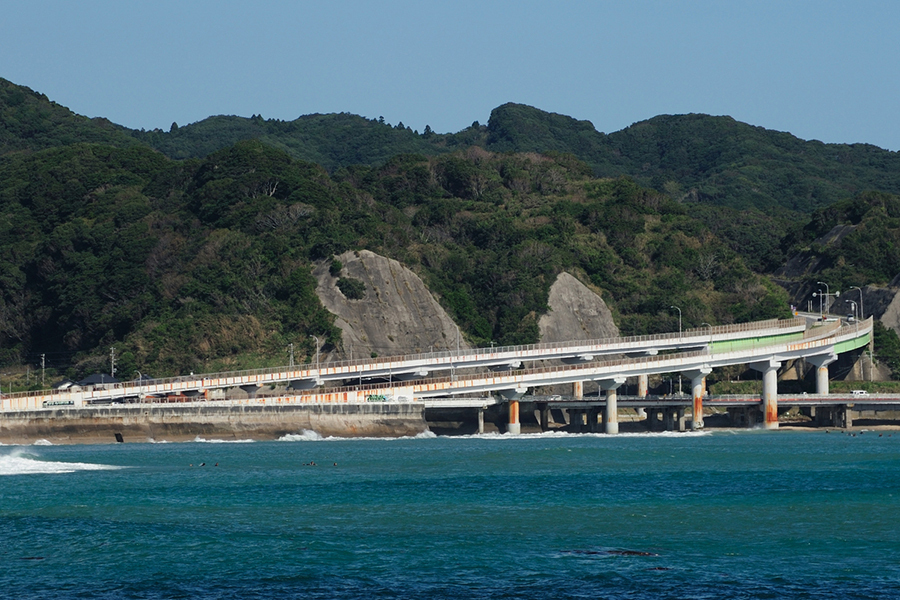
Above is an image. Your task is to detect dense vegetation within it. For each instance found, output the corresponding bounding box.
[1,76,900,383]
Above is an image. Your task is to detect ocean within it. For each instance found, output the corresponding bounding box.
[1,429,898,599]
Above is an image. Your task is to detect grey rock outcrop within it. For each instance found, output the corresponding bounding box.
[314,250,470,359]
[539,272,619,342]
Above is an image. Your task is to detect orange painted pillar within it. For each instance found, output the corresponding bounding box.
[691,376,705,430]
[508,399,521,435]
[762,366,779,429]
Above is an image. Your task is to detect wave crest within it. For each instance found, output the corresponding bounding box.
[0,450,122,475]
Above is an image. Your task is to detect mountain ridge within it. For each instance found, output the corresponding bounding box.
[4,77,899,215]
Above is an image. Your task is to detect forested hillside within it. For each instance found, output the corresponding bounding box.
[2,76,900,383]
[0,138,789,381]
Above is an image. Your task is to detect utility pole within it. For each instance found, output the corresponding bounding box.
[289,343,294,368]
[41,353,45,387]
[110,347,116,378]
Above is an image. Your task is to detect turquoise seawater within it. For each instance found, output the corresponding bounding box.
[1,429,899,599]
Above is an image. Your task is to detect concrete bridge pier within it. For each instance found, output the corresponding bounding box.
[645,408,660,431]
[538,403,549,431]
[477,407,485,434]
[659,408,685,431]
[587,407,601,432]
[573,381,584,400]
[240,384,261,399]
[807,353,837,395]
[822,405,854,428]
[597,377,625,434]
[751,358,782,429]
[500,388,527,434]
[682,367,711,430]
[636,374,648,418]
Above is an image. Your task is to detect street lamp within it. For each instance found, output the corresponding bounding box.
[816,281,829,317]
[850,286,865,320]
[845,300,858,320]
[670,306,682,337]
[310,335,320,374]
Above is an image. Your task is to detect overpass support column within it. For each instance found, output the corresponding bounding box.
[240,384,261,399]
[807,353,837,395]
[508,400,520,434]
[597,377,626,434]
[751,358,782,429]
[477,407,485,434]
[500,388,526,435]
[682,367,712,430]
[636,374,649,419]
[573,381,583,400]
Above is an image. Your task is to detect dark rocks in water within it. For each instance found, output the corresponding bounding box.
[560,549,659,557]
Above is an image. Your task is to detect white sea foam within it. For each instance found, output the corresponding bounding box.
[32,439,53,446]
[278,429,438,442]
[450,429,712,441]
[278,429,324,442]
[0,449,122,476]
[192,437,255,444]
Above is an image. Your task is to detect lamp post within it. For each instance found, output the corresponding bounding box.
[817,281,829,317]
[310,335,320,374]
[850,286,865,320]
[813,289,824,318]
[816,282,840,316]
[670,306,682,337]
[845,300,858,321]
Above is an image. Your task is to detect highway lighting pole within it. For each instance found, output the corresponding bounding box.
[816,281,835,315]
[845,300,858,320]
[670,306,682,337]
[850,286,865,320]
[310,335,320,374]
[670,305,682,395]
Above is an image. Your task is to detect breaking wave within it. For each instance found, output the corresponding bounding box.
[0,449,123,475]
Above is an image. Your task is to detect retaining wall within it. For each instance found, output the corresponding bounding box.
[0,403,427,444]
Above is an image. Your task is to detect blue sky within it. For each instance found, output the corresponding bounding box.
[2,0,898,149]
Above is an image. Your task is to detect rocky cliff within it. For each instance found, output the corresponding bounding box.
[314,250,472,359]
[538,272,619,342]
[314,252,619,359]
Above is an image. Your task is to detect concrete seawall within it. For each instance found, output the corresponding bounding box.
[0,403,428,444]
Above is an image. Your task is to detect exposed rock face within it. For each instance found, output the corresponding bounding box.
[314,250,470,359]
[539,272,619,342]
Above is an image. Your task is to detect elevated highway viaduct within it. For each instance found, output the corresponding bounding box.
[2,316,875,435]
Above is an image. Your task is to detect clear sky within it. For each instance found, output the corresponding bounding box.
[2,0,898,150]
